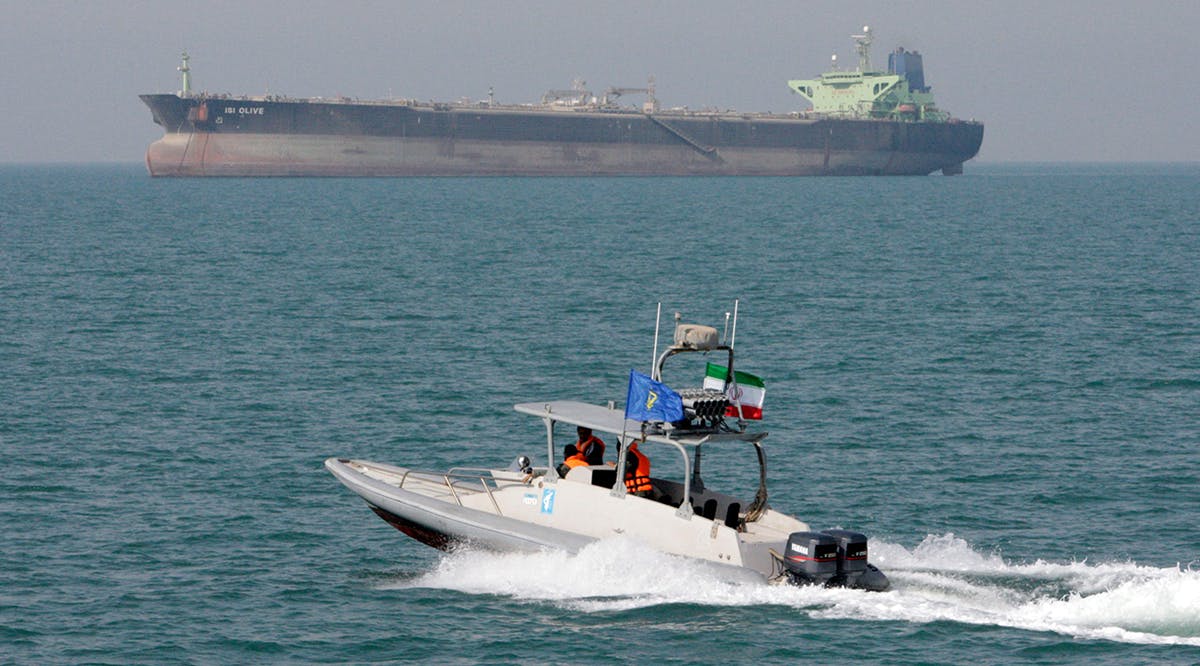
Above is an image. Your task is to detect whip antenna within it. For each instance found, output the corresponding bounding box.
[730,299,740,349]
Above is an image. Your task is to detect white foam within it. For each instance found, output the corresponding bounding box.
[389,538,774,612]
[382,534,1200,645]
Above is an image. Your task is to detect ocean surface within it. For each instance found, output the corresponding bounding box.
[2,163,1198,664]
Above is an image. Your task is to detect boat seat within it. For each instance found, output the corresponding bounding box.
[564,466,618,488]
[564,466,592,483]
[589,468,617,489]
[703,499,718,520]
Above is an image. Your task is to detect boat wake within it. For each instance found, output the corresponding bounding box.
[385,534,1200,646]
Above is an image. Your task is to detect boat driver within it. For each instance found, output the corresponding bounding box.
[572,426,606,466]
[556,444,590,477]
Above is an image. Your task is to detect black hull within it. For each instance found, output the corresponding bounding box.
[368,504,456,551]
[140,93,983,177]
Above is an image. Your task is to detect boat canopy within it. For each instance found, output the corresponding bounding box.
[514,400,767,448]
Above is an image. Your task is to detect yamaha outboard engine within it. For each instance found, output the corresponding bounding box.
[821,529,868,588]
[782,531,839,586]
[782,529,889,590]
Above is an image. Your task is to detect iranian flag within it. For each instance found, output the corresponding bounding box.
[703,362,766,420]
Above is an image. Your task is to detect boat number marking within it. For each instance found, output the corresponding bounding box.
[540,488,556,514]
[223,106,265,116]
[522,493,537,506]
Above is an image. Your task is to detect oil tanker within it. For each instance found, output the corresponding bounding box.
[140,28,982,177]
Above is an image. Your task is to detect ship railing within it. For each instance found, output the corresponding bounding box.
[397,467,514,516]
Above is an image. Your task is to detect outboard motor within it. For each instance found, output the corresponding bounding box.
[782,531,839,586]
[821,529,869,588]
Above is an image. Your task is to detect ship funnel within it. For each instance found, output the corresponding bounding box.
[888,47,927,92]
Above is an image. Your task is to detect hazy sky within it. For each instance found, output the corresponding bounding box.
[2,0,1197,163]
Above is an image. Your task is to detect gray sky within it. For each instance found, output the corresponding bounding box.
[2,0,1197,163]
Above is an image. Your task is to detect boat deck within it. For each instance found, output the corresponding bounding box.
[342,459,537,515]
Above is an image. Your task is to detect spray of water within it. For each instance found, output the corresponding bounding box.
[382,534,1200,646]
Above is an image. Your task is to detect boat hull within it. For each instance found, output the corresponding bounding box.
[324,458,889,591]
[140,94,983,177]
[324,458,593,554]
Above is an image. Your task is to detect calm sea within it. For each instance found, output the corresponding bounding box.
[2,163,1198,664]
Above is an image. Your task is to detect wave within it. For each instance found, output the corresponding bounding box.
[382,534,1200,646]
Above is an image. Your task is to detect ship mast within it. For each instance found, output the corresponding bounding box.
[178,51,191,96]
[853,26,872,72]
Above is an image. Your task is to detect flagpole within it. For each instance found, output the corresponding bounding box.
[650,302,662,380]
[618,370,631,496]
[730,299,745,424]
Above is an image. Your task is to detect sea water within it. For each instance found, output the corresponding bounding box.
[1,163,1198,664]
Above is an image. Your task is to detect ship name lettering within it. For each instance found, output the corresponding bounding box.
[236,107,265,115]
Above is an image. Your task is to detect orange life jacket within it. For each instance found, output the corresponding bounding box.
[563,453,590,469]
[624,442,652,494]
[577,435,606,465]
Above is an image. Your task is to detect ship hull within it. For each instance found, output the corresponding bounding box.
[140,94,983,177]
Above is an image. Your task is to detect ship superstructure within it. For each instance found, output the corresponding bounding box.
[787,27,950,122]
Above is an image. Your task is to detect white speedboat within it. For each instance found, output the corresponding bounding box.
[326,306,889,591]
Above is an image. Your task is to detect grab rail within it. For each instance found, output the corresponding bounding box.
[395,467,512,516]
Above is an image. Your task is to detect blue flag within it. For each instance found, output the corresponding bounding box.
[624,369,685,422]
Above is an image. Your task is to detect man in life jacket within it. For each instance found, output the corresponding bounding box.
[573,426,606,466]
[556,444,590,478]
[623,438,653,497]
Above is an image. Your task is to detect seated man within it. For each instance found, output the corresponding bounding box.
[622,439,653,498]
[556,444,590,478]
[573,426,606,466]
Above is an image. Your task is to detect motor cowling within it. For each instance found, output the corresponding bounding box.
[821,529,869,588]
[782,531,840,585]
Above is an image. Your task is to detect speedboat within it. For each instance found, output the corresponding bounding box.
[326,305,889,591]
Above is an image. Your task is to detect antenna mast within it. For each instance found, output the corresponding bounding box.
[853,26,873,72]
[730,299,740,349]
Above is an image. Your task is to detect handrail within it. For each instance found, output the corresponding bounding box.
[396,467,510,516]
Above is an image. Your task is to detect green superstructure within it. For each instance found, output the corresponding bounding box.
[788,26,949,122]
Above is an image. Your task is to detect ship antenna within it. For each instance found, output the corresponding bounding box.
[723,311,731,345]
[853,25,873,72]
[730,299,739,350]
[178,51,191,96]
[650,302,662,380]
